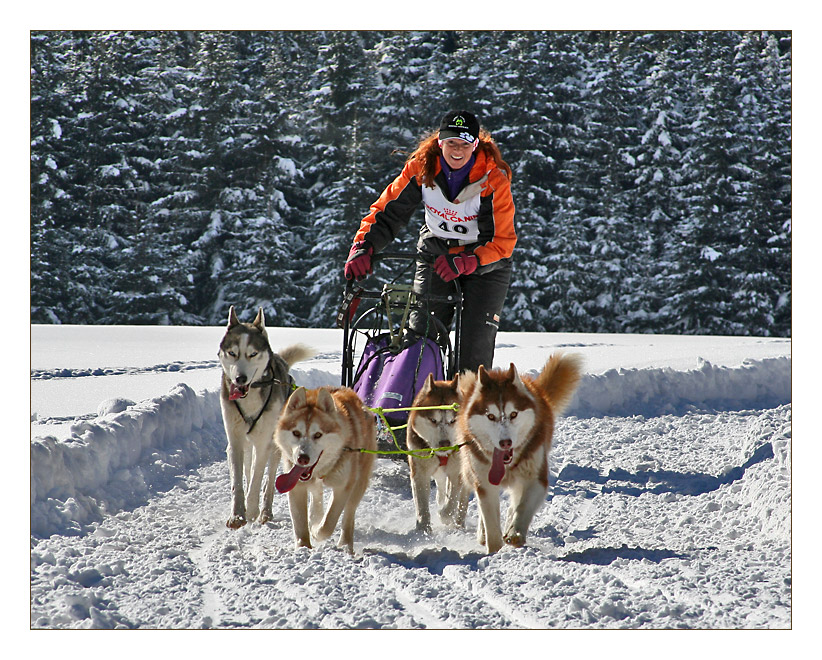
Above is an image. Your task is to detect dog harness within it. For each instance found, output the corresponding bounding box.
[233,366,296,433]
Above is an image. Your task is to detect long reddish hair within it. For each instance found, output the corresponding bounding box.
[406,129,513,188]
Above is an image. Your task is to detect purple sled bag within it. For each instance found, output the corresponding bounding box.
[352,333,444,423]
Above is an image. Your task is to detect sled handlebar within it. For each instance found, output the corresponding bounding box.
[342,285,459,305]
[342,251,438,298]
[342,248,461,300]
[373,251,434,266]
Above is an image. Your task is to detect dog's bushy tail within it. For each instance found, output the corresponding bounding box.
[535,353,583,415]
[279,344,316,367]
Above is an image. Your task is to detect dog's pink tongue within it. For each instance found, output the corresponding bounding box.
[275,464,306,494]
[489,448,506,486]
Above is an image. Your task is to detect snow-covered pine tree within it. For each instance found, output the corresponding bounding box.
[91,31,199,324]
[726,31,792,336]
[31,31,87,323]
[185,30,277,324]
[244,31,318,327]
[368,31,437,165]
[61,31,160,323]
[542,33,604,331]
[495,32,568,331]
[579,33,644,333]
[29,30,791,336]
[761,33,792,337]
[627,32,694,333]
[303,31,379,327]
[540,203,597,332]
[664,32,745,335]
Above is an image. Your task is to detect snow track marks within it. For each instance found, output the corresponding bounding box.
[31,405,791,629]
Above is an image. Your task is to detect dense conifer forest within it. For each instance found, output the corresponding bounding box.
[30,30,791,335]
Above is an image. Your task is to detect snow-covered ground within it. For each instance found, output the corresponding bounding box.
[30,324,792,634]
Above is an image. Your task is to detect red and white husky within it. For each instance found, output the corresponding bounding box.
[459,354,583,553]
[274,386,376,553]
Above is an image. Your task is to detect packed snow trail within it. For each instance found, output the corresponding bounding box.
[30,355,790,538]
[30,329,791,629]
[31,402,790,629]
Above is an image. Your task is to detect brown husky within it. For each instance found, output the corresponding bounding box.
[459,354,583,553]
[407,374,468,534]
[274,386,376,553]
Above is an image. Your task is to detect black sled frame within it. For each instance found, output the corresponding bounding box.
[336,252,463,452]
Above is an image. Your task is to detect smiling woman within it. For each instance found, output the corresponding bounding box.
[343,110,517,373]
[440,136,476,170]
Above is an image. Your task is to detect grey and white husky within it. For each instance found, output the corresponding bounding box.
[218,305,313,528]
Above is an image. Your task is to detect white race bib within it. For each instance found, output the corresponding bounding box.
[422,185,481,241]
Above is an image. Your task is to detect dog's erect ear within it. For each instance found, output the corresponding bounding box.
[286,387,307,411]
[478,365,491,386]
[507,362,525,389]
[421,372,435,394]
[252,307,268,339]
[316,388,336,414]
[450,373,460,391]
[227,305,240,328]
[253,307,265,329]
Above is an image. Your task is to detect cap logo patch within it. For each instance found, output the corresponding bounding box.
[439,111,479,143]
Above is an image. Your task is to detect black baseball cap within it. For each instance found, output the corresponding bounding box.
[438,110,480,143]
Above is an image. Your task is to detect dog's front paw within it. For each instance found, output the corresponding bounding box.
[311,524,333,542]
[226,515,247,529]
[504,531,526,547]
[439,512,462,529]
[485,538,503,554]
[415,520,433,535]
[257,509,273,525]
[337,541,355,555]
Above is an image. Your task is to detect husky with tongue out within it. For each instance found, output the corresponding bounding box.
[274,386,376,553]
[459,353,582,553]
[218,306,314,529]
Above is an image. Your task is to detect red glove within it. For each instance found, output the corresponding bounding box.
[434,252,478,282]
[344,241,373,281]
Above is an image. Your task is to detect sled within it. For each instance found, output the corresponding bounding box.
[337,252,463,454]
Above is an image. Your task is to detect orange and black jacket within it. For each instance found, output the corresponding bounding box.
[352,149,517,273]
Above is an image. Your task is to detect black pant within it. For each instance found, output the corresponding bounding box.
[410,260,512,374]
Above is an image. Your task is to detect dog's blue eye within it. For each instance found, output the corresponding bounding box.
[248,351,258,358]
[228,351,237,358]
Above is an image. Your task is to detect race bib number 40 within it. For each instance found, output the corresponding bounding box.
[423,203,480,241]
[421,181,483,242]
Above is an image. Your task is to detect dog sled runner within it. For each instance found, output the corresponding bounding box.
[337,252,463,454]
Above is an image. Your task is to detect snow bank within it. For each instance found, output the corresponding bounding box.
[31,385,226,538]
[30,357,790,539]
[565,356,790,417]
